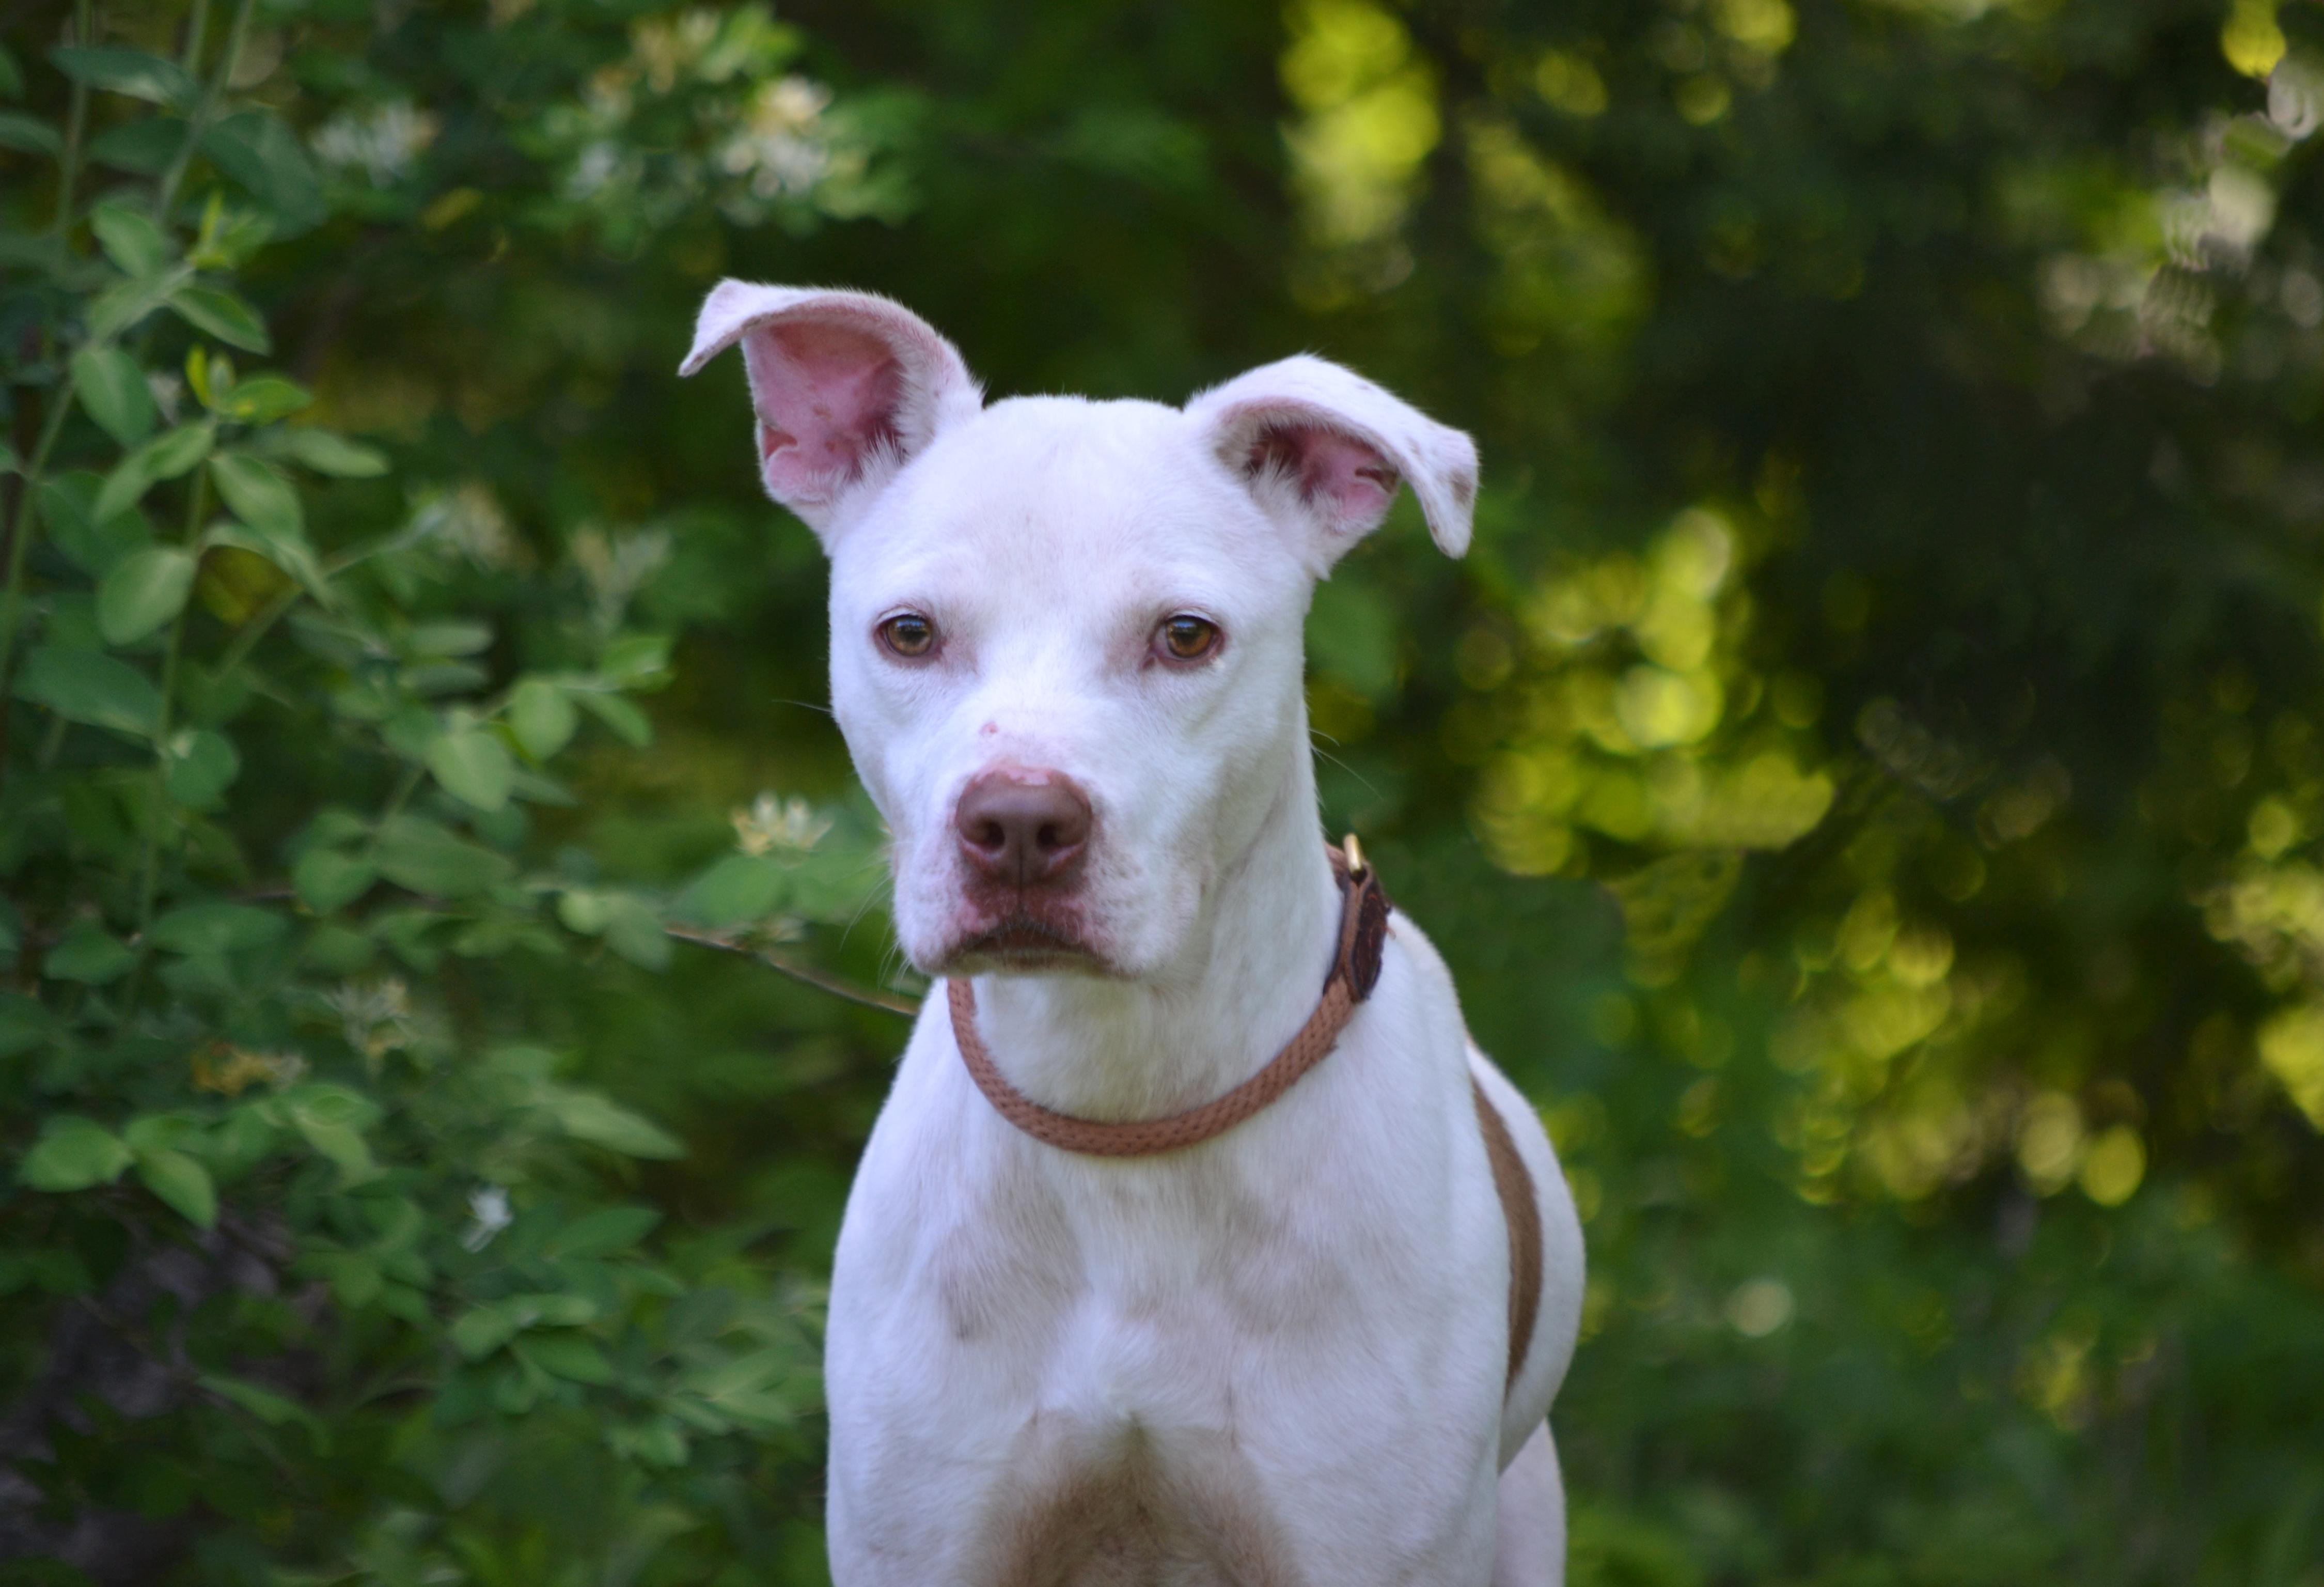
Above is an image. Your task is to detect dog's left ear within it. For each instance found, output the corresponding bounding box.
[1184,355,1477,566]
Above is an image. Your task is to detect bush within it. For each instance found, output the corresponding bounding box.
[0,4,898,1580]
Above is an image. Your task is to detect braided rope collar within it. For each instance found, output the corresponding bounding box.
[948,841,1392,1157]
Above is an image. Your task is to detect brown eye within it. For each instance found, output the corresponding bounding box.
[1157,615,1221,663]
[879,613,936,658]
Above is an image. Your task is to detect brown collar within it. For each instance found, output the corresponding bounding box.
[949,841,1391,1157]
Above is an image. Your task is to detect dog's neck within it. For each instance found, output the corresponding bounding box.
[965,748,1342,1123]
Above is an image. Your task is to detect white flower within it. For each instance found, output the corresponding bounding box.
[410,484,517,568]
[325,978,416,1062]
[732,792,834,856]
[312,102,442,186]
[572,526,671,627]
[718,76,835,198]
[463,1186,513,1251]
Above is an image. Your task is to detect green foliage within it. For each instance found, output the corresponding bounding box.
[7,0,2324,1583]
[0,2,904,1581]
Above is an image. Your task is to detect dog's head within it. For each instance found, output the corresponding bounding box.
[682,284,1476,981]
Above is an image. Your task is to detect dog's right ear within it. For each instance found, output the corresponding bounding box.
[679,282,982,543]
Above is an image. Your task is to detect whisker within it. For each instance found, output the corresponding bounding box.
[1310,742,1381,800]
[837,863,891,952]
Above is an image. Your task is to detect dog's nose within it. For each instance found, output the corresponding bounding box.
[954,769,1092,887]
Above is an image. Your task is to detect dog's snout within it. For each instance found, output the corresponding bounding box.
[955,769,1092,887]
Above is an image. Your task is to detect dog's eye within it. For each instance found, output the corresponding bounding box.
[1156,615,1221,663]
[878,613,937,658]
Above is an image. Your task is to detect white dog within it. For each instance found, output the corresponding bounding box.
[683,284,1585,1586]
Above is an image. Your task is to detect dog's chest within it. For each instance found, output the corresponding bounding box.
[924,1141,1363,1368]
[901,1161,1345,1586]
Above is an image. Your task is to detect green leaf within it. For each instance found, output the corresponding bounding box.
[221,374,310,424]
[14,646,162,735]
[190,193,274,269]
[201,110,326,235]
[515,1333,615,1385]
[283,1083,382,1133]
[609,1419,689,1468]
[89,202,175,277]
[407,620,493,657]
[122,1114,199,1155]
[164,727,240,810]
[0,111,60,155]
[374,815,515,897]
[540,1088,684,1158]
[135,1147,217,1227]
[671,853,786,928]
[293,848,376,913]
[205,521,327,603]
[684,1345,795,1402]
[558,890,612,935]
[96,421,214,521]
[542,1205,662,1261]
[428,727,515,812]
[36,471,152,575]
[19,1117,133,1191]
[46,922,136,984]
[316,1252,381,1308]
[578,691,653,748]
[450,1304,523,1360]
[50,45,196,106]
[87,116,182,175]
[527,1293,601,1327]
[600,633,673,687]
[291,1114,374,1181]
[273,428,387,477]
[87,269,185,343]
[168,284,271,353]
[509,679,578,760]
[97,546,195,645]
[0,995,56,1059]
[207,452,301,537]
[603,896,672,971]
[402,660,488,696]
[451,1294,600,1360]
[151,901,288,956]
[0,41,21,98]
[72,347,158,446]
[199,1375,327,1446]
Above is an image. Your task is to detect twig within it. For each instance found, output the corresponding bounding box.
[125,469,209,998]
[52,0,92,239]
[210,583,299,678]
[0,386,81,795]
[664,925,921,1017]
[157,0,257,218]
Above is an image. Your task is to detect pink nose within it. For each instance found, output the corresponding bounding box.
[954,769,1092,887]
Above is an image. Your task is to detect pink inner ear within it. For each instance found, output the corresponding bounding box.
[742,319,907,504]
[1248,424,1399,535]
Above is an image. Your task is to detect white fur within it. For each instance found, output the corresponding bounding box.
[683,283,1584,1586]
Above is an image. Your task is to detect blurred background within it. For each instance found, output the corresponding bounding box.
[4,0,2324,1582]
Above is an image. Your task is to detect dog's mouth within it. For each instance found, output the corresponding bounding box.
[941,915,1113,975]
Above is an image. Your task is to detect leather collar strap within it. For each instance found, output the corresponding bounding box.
[949,844,1391,1157]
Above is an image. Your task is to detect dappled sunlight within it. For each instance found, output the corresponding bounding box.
[1463,118,1650,361]
[2013,26,2321,380]
[1279,0,1439,298]
[1467,506,1831,883]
